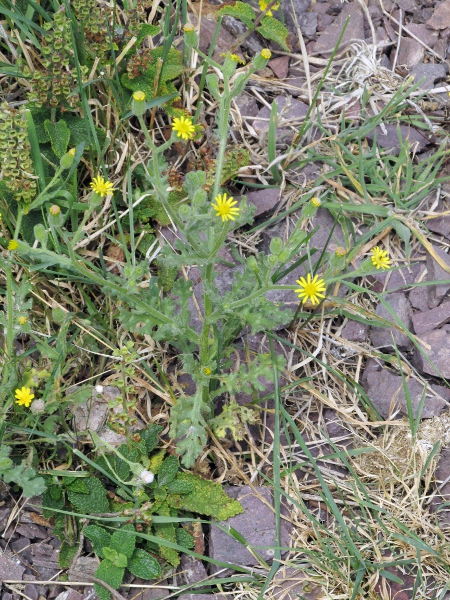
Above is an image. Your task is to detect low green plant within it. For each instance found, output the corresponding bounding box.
[42,425,243,599]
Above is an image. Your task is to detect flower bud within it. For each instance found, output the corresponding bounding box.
[140,470,155,484]
[183,23,198,48]
[247,255,259,273]
[95,385,104,394]
[270,237,283,255]
[179,204,190,220]
[60,149,75,170]
[253,49,271,70]
[132,90,147,116]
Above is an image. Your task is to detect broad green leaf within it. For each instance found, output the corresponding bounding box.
[44,119,70,158]
[157,455,179,487]
[67,477,109,513]
[94,559,125,600]
[110,524,136,559]
[257,16,289,51]
[128,549,162,579]
[218,1,256,28]
[83,525,112,559]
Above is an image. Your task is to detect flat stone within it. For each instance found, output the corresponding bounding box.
[209,486,291,572]
[426,245,450,308]
[365,124,430,155]
[54,591,86,600]
[129,580,170,600]
[394,37,425,68]
[427,0,450,29]
[246,188,281,218]
[16,523,48,540]
[425,212,450,238]
[314,2,364,54]
[412,300,450,334]
[252,95,309,145]
[362,358,448,419]
[234,92,259,118]
[396,0,418,11]
[24,583,39,600]
[180,554,208,585]
[411,62,448,90]
[281,0,317,42]
[412,326,450,378]
[0,553,25,583]
[196,16,240,58]
[369,263,424,294]
[370,293,414,351]
[72,386,119,432]
[406,23,438,49]
[10,537,32,563]
[269,56,290,79]
[341,320,369,343]
[409,286,429,311]
[68,556,99,583]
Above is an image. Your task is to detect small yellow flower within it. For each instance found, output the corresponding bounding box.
[8,240,18,251]
[183,23,194,32]
[172,116,195,141]
[49,205,60,216]
[68,148,76,156]
[220,52,246,64]
[90,176,116,197]
[212,193,240,222]
[18,316,27,325]
[259,0,280,16]
[371,246,391,270]
[15,387,35,408]
[133,91,146,102]
[295,273,326,305]
[335,247,346,257]
[311,197,321,207]
[261,48,272,60]
[203,367,212,375]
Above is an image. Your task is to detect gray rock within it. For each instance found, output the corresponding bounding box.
[412,326,450,378]
[409,286,429,311]
[16,523,48,540]
[369,263,424,294]
[209,486,291,572]
[180,554,208,586]
[426,245,450,308]
[129,580,170,600]
[412,300,450,334]
[24,584,39,600]
[394,38,425,68]
[281,0,317,42]
[72,386,117,433]
[425,212,450,238]
[252,95,309,145]
[234,92,259,118]
[54,591,86,600]
[412,62,448,90]
[427,0,450,29]
[269,56,290,79]
[196,16,241,58]
[0,553,25,585]
[10,537,32,563]
[395,0,418,11]
[365,124,430,155]
[362,358,448,419]
[68,556,99,583]
[370,293,414,351]
[314,2,364,54]
[341,320,369,343]
[271,565,322,599]
[246,188,281,218]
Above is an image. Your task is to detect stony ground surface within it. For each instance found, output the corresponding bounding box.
[3,0,450,598]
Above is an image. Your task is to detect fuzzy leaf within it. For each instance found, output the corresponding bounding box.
[166,478,194,495]
[110,524,136,559]
[157,455,179,487]
[58,541,78,568]
[167,473,244,520]
[136,23,161,45]
[140,424,163,453]
[175,527,195,549]
[95,559,125,600]
[218,1,256,28]
[257,16,289,51]
[128,549,162,579]
[67,477,109,514]
[103,547,128,568]
[2,465,46,497]
[83,525,112,559]
[153,521,180,566]
[44,119,70,158]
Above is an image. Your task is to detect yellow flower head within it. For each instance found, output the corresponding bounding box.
[183,23,194,32]
[133,91,146,102]
[90,176,115,198]
[15,387,35,408]
[261,48,272,60]
[311,197,321,207]
[50,205,60,216]
[203,367,212,376]
[295,273,326,305]
[212,193,240,222]
[335,247,346,257]
[172,116,195,141]
[68,148,76,157]
[259,0,280,16]
[371,246,391,270]
[221,52,246,64]
[8,240,18,251]
[18,316,27,325]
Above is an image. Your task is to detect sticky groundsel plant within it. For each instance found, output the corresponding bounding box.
[42,425,243,600]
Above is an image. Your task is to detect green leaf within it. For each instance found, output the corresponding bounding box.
[67,477,109,513]
[140,424,163,453]
[175,527,195,549]
[103,547,128,568]
[83,525,112,559]
[65,478,89,493]
[94,559,125,600]
[257,16,289,51]
[217,1,256,28]
[166,478,194,495]
[136,23,161,45]
[110,524,136,559]
[128,549,162,579]
[44,119,70,158]
[2,465,46,497]
[167,473,244,520]
[58,541,78,568]
[157,455,179,487]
